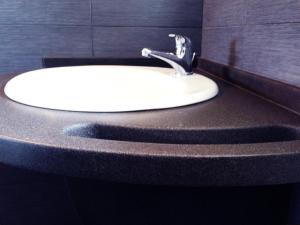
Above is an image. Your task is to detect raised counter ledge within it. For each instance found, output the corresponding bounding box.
[0,68,299,187]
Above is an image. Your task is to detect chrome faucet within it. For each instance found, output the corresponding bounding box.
[142,34,196,76]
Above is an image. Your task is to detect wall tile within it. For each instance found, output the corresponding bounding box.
[202,27,243,67]
[0,25,92,57]
[93,27,202,58]
[0,0,91,25]
[0,0,202,74]
[203,0,246,27]
[0,25,92,74]
[241,23,300,86]
[202,0,300,88]
[246,0,300,25]
[92,0,202,27]
[0,56,41,74]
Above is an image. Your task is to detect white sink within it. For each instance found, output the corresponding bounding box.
[4,66,219,112]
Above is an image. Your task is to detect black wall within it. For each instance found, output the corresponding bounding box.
[0,0,203,74]
[202,0,300,87]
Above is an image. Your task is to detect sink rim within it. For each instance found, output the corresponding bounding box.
[3,65,219,112]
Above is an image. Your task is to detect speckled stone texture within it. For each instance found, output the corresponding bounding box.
[0,65,299,187]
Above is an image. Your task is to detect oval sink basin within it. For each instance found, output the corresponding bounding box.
[4,66,218,112]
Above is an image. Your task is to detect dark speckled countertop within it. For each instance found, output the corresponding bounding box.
[0,69,300,187]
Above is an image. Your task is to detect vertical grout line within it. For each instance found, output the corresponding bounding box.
[199,0,205,58]
[90,0,95,57]
[243,0,249,26]
[240,0,248,70]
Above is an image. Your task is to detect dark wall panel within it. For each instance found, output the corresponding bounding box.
[0,56,41,74]
[0,0,202,74]
[202,0,300,87]
[203,0,246,27]
[246,0,300,25]
[0,0,91,25]
[93,27,202,58]
[202,27,243,67]
[0,0,92,74]
[242,24,300,86]
[92,0,202,27]
[0,25,92,74]
[0,25,92,56]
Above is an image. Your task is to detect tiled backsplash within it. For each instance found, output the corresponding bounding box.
[202,0,300,88]
[0,0,203,74]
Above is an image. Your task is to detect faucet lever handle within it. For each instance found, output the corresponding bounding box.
[168,34,186,46]
[168,34,189,58]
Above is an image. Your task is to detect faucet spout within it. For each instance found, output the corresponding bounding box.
[141,34,195,76]
[142,48,191,76]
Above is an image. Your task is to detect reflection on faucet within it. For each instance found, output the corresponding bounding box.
[142,34,196,76]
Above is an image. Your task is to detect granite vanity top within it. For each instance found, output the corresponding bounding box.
[0,70,299,187]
